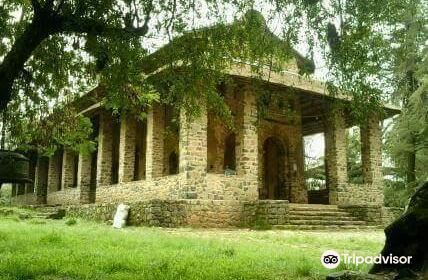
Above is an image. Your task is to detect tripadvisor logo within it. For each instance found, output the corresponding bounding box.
[321,250,412,269]
[321,250,340,269]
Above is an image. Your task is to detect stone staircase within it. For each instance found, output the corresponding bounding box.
[273,204,381,230]
[23,205,66,220]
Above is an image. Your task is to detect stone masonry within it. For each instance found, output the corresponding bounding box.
[361,115,383,185]
[9,13,396,229]
[179,102,208,199]
[61,149,77,189]
[35,157,48,204]
[77,153,93,204]
[145,104,165,179]
[118,114,137,183]
[13,79,388,229]
[324,106,348,205]
[96,111,114,186]
[47,149,62,193]
[360,114,384,205]
[236,85,259,200]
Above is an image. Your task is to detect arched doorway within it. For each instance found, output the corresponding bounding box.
[261,137,287,200]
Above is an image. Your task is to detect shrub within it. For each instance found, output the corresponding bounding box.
[384,180,411,208]
[65,218,77,226]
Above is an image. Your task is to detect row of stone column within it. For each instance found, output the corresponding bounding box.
[324,107,382,204]
[24,94,258,203]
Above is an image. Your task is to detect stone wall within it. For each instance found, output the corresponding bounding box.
[95,175,182,203]
[338,204,383,225]
[66,199,290,228]
[47,187,80,205]
[45,172,263,205]
[11,193,37,205]
[339,205,404,226]
[205,174,243,200]
[336,183,384,206]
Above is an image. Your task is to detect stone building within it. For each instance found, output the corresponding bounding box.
[11,13,400,228]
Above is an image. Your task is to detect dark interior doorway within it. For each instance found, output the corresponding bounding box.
[89,115,99,203]
[261,137,287,200]
[223,133,236,171]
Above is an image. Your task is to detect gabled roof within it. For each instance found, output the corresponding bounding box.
[140,10,315,76]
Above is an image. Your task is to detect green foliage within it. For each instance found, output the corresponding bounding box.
[384,3,428,186]
[0,0,426,155]
[383,180,412,208]
[250,216,273,230]
[65,217,77,226]
[5,100,95,155]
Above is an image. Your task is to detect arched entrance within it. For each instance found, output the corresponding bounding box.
[261,137,287,200]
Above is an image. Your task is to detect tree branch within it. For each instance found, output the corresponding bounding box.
[58,16,149,37]
[0,3,153,110]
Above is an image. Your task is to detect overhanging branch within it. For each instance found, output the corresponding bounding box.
[59,16,149,37]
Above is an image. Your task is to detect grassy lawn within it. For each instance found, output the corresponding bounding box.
[0,210,385,280]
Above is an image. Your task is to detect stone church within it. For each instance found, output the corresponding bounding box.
[11,13,400,228]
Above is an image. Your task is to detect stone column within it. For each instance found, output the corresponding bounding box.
[11,184,17,197]
[47,150,62,192]
[36,157,48,204]
[361,114,383,204]
[179,102,208,199]
[118,114,137,183]
[96,111,114,186]
[61,149,76,189]
[145,104,165,179]
[290,130,308,203]
[236,85,259,200]
[324,107,348,205]
[77,153,93,203]
[26,155,37,194]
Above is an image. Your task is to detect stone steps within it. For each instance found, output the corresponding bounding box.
[288,210,354,217]
[288,215,359,221]
[280,204,374,230]
[273,224,381,230]
[288,219,367,226]
[23,206,66,220]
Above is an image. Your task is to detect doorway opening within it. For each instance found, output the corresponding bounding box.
[261,137,287,200]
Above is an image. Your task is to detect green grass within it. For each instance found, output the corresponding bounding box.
[0,213,385,280]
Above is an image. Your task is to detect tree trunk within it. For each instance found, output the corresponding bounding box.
[406,151,416,184]
[0,15,54,110]
[0,111,5,149]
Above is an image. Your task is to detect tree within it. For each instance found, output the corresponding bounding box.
[385,1,428,187]
[0,0,423,154]
[386,52,428,186]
